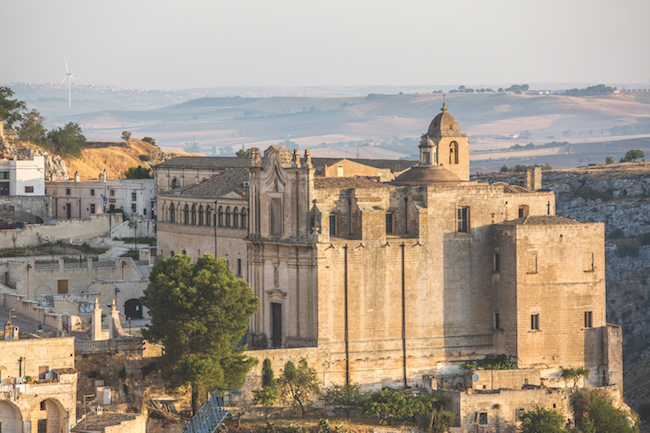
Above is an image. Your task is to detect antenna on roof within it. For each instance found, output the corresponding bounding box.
[193,135,197,153]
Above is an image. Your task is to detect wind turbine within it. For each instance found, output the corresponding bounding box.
[60,56,75,107]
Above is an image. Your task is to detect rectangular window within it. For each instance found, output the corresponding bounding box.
[131,192,137,201]
[494,252,500,272]
[90,204,96,214]
[531,314,540,331]
[329,214,337,236]
[131,203,137,213]
[237,258,242,277]
[584,311,593,328]
[90,189,95,196]
[457,207,469,232]
[110,189,115,197]
[270,198,282,235]
[25,186,34,193]
[479,412,488,425]
[40,401,46,410]
[386,212,394,234]
[66,188,71,195]
[516,408,525,421]
[337,165,344,177]
[518,205,529,218]
[495,312,500,330]
[39,366,49,380]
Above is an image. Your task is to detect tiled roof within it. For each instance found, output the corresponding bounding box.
[160,169,249,198]
[311,158,418,175]
[154,156,250,170]
[314,177,389,189]
[72,413,139,432]
[500,215,580,226]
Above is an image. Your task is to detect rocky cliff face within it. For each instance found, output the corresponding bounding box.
[476,163,650,412]
[0,135,69,180]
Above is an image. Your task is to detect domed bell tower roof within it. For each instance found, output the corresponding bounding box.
[426,103,465,138]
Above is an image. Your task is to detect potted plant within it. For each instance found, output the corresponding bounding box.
[25,375,34,384]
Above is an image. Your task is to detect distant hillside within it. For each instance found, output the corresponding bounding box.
[32,139,200,180]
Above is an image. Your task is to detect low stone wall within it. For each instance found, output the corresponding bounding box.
[0,214,122,249]
[2,292,63,331]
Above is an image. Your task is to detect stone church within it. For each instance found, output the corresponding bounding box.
[155,105,622,430]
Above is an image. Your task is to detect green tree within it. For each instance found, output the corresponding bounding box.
[236,148,251,158]
[252,384,279,421]
[500,165,510,173]
[140,254,259,414]
[570,388,638,433]
[262,358,275,388]
[278,359,320,419]
[620,149,645,163]
[0,86,27,128]
[418,392,451,431]
[122,131,132,141]
[142,136,157,146]
[518,406,567,433]
[125,166,153,179]
[363,389,418,426]
[18,109,47,144]
[561,366,589,388]
[46,122,87,158]
[323,383,369,419]
[605,156,615,165]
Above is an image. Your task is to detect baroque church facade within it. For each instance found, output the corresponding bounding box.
[155,106,622,430]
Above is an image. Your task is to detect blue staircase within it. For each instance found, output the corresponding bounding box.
[183,389,229,433]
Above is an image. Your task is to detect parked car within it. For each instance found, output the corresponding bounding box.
[0,221,14,230]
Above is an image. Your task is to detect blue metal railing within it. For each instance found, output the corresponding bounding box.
[183,389,229,433]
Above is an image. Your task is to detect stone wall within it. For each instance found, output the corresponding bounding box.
[0,214,122,249]
[0,195,52,223]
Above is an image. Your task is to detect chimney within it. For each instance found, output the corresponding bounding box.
[74,172,80,182]
[531,167,542,190]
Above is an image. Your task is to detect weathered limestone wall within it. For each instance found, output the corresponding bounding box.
[0,195,52,223]
[3,293,64,331]
[0,214,122,249]
[104,414,147,433]
[496,222,607,370]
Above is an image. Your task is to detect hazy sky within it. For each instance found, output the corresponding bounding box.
[3,0,649,90]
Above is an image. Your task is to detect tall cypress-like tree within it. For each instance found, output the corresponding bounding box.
[141,254,259,414]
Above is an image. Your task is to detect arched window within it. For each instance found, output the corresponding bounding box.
[233,207,239,228]
[171,178,179,188]
[449,142,458,165]
[170,203,176,223]
[184,204,189,224]
[218,206,224,226]
[191,204,197,225]
[226,206,231,227]
[206,206,212,227]
[241,208,247,229]
[198,205,204,225]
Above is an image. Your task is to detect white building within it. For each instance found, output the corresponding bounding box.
[46,170,155,220]
[0,156,45,196]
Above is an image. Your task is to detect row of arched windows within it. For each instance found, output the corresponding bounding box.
[166,202,247,229]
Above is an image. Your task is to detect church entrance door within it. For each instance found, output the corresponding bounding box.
[271,303,282,348]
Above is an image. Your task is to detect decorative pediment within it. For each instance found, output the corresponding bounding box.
[265,288,287,302]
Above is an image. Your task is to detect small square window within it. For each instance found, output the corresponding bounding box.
[66,188,71,195]
[110,190,115,197]
[479,412,488,425]
[40,401,46,410]
[25,186,34,193]
[90,189,95,196]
